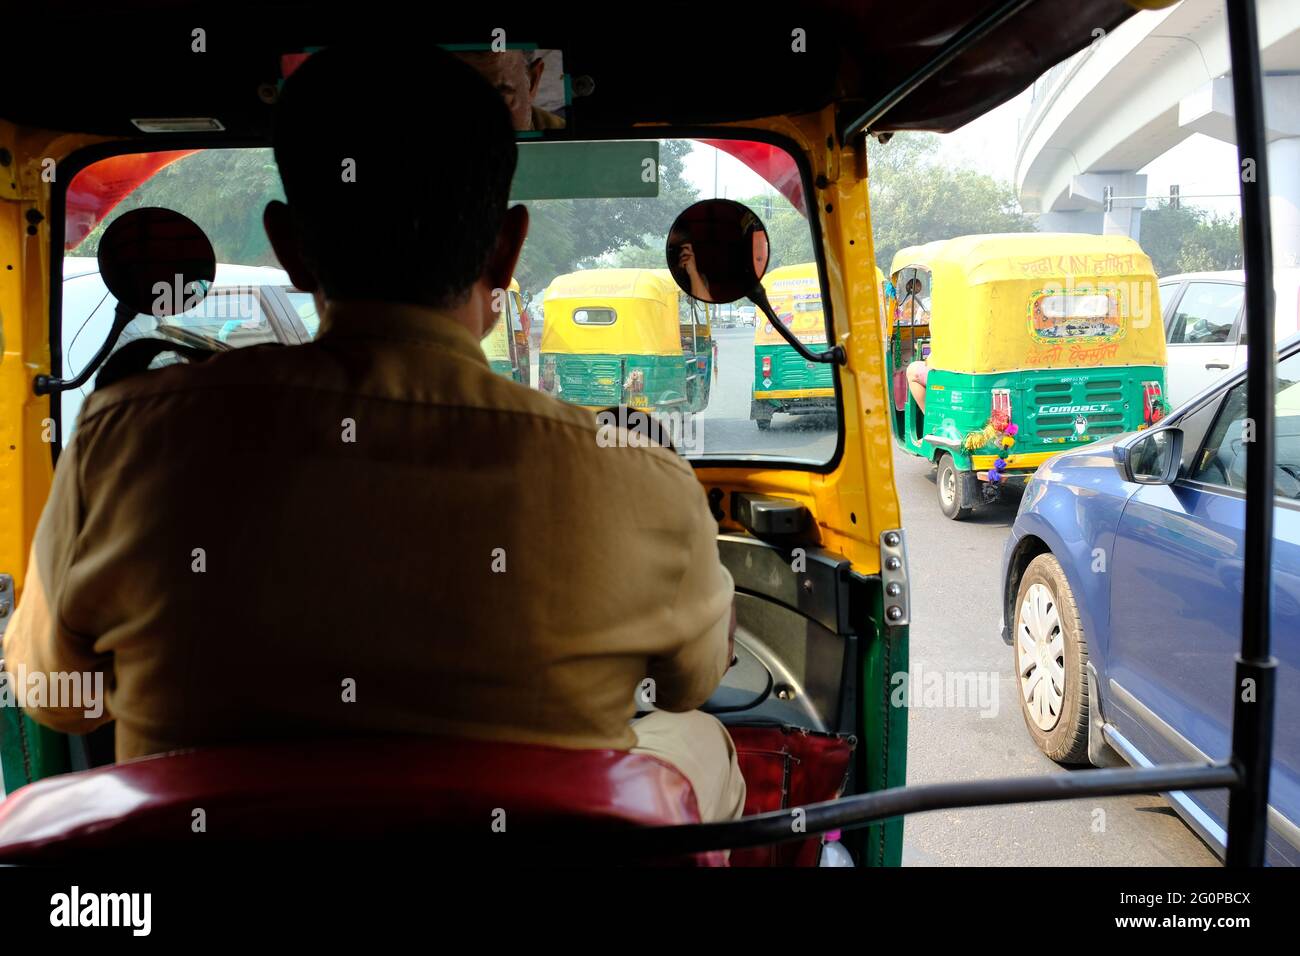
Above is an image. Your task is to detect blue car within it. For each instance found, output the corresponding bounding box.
[1001,334,1300,865]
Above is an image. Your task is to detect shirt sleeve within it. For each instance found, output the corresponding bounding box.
[646,484,734,712]
[2,433,113,734]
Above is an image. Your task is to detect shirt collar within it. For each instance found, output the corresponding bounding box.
[317,299,488,366]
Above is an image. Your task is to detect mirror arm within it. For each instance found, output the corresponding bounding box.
[748,285,846,366]
[33,301,137,396]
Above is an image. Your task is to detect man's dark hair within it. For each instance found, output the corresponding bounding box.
[272,46,518,309]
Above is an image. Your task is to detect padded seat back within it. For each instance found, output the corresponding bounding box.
[0,735,724,865]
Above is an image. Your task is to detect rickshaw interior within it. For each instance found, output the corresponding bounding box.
[0,0,1281,867]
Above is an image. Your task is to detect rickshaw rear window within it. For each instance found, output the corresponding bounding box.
[574,308,616,326]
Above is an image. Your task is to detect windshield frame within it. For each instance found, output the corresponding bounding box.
[48,126,844,473]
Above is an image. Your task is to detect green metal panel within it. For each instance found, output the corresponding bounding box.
[853,581,907,866]
[893,365,1167,470]
[0,706,71,794]
[549,353,690,412]
[753,343,834,393]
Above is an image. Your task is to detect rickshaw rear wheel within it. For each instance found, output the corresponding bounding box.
[1013,554,1090,765]
[936,453,972,520]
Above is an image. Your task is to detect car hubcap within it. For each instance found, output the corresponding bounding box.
[1017,582,1065,731]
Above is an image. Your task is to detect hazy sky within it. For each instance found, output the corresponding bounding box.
[681,86,1243,220]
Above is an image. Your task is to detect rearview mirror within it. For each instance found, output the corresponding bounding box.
[1113,427,1183,484]
[665,198,769,305]
[98,207,216,317]
[36,207,215,395]
[665,199,844,366]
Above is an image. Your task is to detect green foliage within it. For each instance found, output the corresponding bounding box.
[1138,202,1242,276]
[72,150,284,266]
[866,133,1034,272]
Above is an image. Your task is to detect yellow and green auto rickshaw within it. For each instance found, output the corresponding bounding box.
[886,233,1168,519]
[507,278,531,387]
[750,262,831,429]
[539,268,712,413]
[751,263,883,429]
[482,278,528,384]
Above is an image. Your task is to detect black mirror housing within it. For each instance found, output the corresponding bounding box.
[1113,427,1183,484]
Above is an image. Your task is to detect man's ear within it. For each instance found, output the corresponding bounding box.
[483,204,529,295]
[527,58,545,98]
[263,200,319,293]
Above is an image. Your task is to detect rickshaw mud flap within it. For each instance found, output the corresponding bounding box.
[607,761,1241,858]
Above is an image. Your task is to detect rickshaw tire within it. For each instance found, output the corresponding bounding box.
[1014,554,1091,766]
[936,453,973,520]
[755,418,772,431]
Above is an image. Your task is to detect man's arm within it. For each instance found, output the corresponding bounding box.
[2,435,113,734]
[646,488,734,713]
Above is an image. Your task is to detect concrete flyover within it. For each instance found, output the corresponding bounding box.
[1014,0,1300,267]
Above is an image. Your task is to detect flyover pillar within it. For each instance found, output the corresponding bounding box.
[1180,74,1300,268]
[1061,172,1148,240]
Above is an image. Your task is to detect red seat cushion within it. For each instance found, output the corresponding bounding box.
[0,735,725,865]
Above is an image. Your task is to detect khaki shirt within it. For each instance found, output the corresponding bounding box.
[3,302,733,760]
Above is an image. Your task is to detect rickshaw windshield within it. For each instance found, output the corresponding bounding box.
[57,137,837,465]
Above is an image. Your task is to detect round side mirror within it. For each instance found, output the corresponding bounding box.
[98,207,216,317]
[665,199,769,304]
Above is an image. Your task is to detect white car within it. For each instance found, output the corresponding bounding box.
[1159,268,1300,407]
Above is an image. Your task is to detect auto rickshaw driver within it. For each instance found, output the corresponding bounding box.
[2,44,746,824]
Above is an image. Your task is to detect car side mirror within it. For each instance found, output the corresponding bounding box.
[1113,427,1183,484]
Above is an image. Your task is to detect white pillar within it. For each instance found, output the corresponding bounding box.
[1269,137,1300,269]
[1065,172,1147,240]
[1181,74,1300,268]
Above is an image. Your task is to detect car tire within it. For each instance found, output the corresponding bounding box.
[936,453,972,520]
[1013,553,1090,765]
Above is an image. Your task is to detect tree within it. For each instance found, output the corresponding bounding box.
[71,150,284,266]
[1139,202,1242,276]
[866,133,1034,272]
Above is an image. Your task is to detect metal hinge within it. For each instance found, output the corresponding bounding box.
[879,530,910,626]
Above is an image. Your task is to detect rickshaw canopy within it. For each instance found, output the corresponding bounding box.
[542,269,684,356]
[7,3,1161,138]
[890,234,1167,376]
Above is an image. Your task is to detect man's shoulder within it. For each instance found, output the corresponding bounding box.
[483,381,697,483]
[74,344,696,484]
[76,343,307,423]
